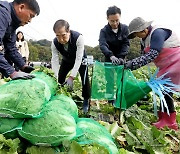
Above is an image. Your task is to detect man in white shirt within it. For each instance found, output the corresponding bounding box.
[51,19,91,114]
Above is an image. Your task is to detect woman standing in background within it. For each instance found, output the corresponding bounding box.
[16,31,29,64]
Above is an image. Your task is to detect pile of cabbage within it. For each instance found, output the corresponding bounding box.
[0,70,118,153]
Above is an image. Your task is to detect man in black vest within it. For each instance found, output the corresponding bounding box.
[51,19,91,114]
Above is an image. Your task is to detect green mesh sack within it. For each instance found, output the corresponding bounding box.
[115,70,151,109]
[18,106,76,146]
[45,94,78,121]
[91,61,151,109]
[91,61,122,100]
[32,71,57,95]
[0,117,23,139]
[0,72,58,118]
[75,118,119,154]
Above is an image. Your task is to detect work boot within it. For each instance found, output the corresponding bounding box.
[152,111,178,130]
[152,111,163,127]
[83,99,89,114]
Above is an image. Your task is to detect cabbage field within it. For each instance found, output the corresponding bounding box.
[0,66,179,154]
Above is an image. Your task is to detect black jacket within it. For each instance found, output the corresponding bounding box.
[0,1,25,76]
[99,23,129,62]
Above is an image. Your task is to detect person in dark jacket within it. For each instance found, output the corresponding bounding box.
[99,5,129,64]
[51,19,91,114]
[99,5,129,104]
[0,0,40,80]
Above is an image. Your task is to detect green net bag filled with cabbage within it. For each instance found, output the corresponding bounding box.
[0,117,23,138]
[45,94,78,121]
[18,105,76,146]
[75,118,119,154]
[0,72,58,118]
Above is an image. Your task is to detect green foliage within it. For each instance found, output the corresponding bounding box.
[0,134,20,153]
[127,38,141,60]
[28,44,39,61]
[124,106,178,153]
[119,148,135,154]
[62,140,110,153]
[36,39,51,47]
[26,146,59,154]
[82,143,109,154]
[34,66,56,79]
[28,39,52,62]
[29,39,51,47]
[132,64,156,81]
[85,45,104,61]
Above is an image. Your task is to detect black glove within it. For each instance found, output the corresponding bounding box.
[118,58,124,65]
[22,66,35,73]
[110,56,122,65]
[10,72,35,80]
[124,61,132,69]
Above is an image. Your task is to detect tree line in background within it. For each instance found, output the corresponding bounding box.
[28,38,141,63]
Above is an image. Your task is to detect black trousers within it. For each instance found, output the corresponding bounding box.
[58,59,91,99]
[160,93,175,113]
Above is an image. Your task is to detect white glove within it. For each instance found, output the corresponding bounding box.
[65,76,74,91]
[110,56,123,65]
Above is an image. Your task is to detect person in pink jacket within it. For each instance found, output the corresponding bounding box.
[125,17,180,130]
